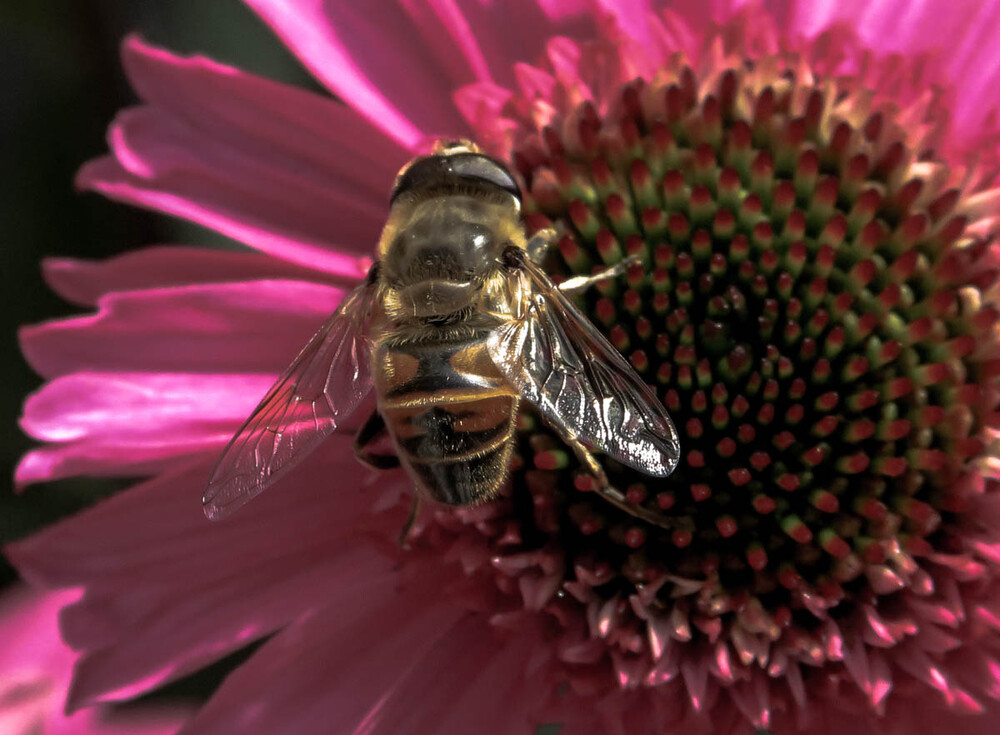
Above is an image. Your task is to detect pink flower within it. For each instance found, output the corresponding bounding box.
[0,586,189,734]
[9,1,1000,733]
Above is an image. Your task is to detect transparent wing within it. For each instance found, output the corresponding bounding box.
[203,279,378,520]
[488,257,680,477]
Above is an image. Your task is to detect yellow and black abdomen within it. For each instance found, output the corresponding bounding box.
[372,333,519,505]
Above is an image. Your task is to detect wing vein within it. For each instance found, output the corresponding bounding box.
[486,260,679,477]
[203,279,378,520]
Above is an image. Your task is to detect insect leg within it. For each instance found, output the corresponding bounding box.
[562,435,683,531]
[523,226,639,295]
[352,411,420,547]
[557,254,643,297]
[352,411,401,470]
[398,495,421,549]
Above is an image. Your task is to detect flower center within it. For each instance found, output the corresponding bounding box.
[403,51,1000,721]
[462,58,1000,704]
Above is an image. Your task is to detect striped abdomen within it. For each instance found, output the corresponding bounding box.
[372,333,519,505]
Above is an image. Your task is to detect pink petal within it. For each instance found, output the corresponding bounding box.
[771,694,1000,735]
[886,700,1000,735]
[51,707,189,735]
[0,587,191,735]
[15,443,214,488]
[413,0,597,92]
[593,0,686,76]
[21,280,345,379]
[787,0,1000,142]
[453,82,518,156]
[121,36,405,197]
[365,617,551,735]
[770,705,877,735]
[7,445,405,708]
[242,0,466,149]
[0,589,74,735]
[243,0,598,149]
[78,36,409,274]
[789,0,987,57]
[8,443,374,589]
[68,545,394,711]
[178,577,467,734]
[42,246,349,308]
[0,587,79,673]
[79,147,370,280]
[605,0,754,61]
[22,372,273,443]
[16,372,275,485]
[369,625,512,734]
[595,0,657,48]
[650,0,745,27]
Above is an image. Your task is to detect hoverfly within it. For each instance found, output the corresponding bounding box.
[203,141,681,531]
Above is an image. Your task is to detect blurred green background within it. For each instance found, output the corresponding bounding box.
[0,1,322,587]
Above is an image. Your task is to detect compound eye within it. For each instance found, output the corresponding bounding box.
[390,152,521,205]
[447,154,521,201]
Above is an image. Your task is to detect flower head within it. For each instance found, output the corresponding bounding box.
[9,2,1000,733]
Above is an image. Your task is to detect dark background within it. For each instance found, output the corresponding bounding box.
[1,0,325,587]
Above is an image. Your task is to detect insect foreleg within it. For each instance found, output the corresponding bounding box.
[521,228,641,296]
[562,435,685,531]
[557,253,642,296]
[352,411,401,470]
